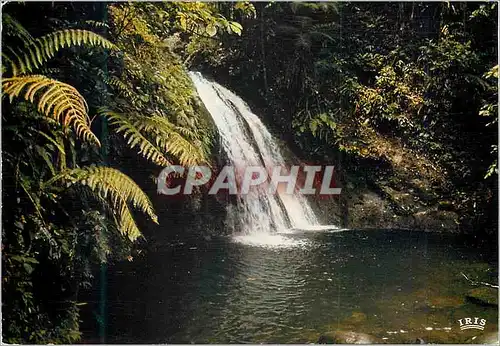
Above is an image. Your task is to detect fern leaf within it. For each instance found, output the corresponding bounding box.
[101,110,171,167]
[34,145,56,175]
[2,75,99,145]
[97,73,143,106]
[50,166,158,240]
[133,115,208,166]
[5,46,26,76]
[83,20,110,29]
[116,202,143,241]
[4,29,117,76]
[2,13,35,45]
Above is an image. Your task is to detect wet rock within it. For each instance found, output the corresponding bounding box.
[426,295,464,309]
[381,186,415,207]
[344,312,367,325]
[346,191,409,228]
[466,287,498,306]
[475,332,499,344]
[412,210,459,232]
[293,330,321,344]
[318,331,376,344]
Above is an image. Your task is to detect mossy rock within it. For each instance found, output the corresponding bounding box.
[344,312,367,325]
[466,287,498,307]
[426,295,464,309]
[412,210,459,232]
[318,331,377,344]
[292,330,322,344]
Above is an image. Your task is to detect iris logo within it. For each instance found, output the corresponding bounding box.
[458,317,487,331]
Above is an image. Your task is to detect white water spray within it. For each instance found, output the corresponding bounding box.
[189,72,335,241]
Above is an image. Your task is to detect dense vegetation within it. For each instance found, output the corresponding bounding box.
[1,2,246,342]
[1,1,497,343]
[192,2,498,234]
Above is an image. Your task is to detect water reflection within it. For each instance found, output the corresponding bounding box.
[82,230,498,344]
[214,238,315,343]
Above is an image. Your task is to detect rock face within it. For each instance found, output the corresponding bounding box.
[466,287,499,306]
[318,331,377,344]
[312,158,478,233]
[412,210,459,232]
[316,179,462,232]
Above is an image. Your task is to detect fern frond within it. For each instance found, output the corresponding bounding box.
[159,130,206,167]
[133,115,208,166]
[2,75,99,145]
[50,166,158,240]
[4,29,117,76]
[74,184,142,241]
[97,72,143,106]
[116,202,143,241]
[101,110,171,166]
[83,20,110,29]
[105,75,132,94]
[2,13,35,45]
[311,22,339,32]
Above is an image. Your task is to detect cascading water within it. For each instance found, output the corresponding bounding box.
[190,72,331,242]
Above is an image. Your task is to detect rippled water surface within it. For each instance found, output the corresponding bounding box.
[82,230,498,343]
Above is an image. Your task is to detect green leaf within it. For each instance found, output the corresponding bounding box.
[228,21,242,36]
[484,161,497,179]
[23,263,34,274]
[179,15,187,31]
[205,24,217,37]
[309,120,318,134]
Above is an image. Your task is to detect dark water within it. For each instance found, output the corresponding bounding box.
[81,230,498,344]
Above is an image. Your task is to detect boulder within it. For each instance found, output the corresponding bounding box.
[466,287,498,306]
[412,210,459,232]
[318,331,377,344]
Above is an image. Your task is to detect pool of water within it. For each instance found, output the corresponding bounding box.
[82,229,498,344]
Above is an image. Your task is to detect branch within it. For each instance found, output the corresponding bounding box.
[116,6,135,39]
[461,272,499,289]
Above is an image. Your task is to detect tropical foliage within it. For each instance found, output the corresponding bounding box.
[1,2,244,343]
[1,1,497,343]
[195,1,498,235]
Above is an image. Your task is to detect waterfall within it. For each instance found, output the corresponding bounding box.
[190,72,327,237]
